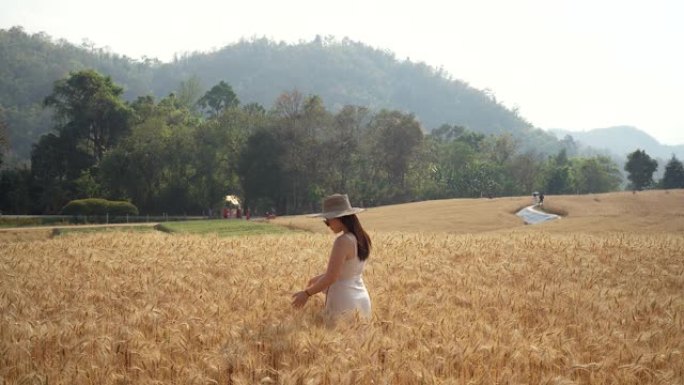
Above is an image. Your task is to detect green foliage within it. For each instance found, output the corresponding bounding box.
[625,149,658,191]
[60,198,138,216]
[237,129,285,213]
[99,94,201,214]
[0,106,7,167]
[0,27,152,160]
[0,167,35,214]
[540,149,574,195]
[367,110,423,192]
[43,69,132,163]
[1,28,560,163]
[0,62,638,216]
[28,70,133,213]
[661,155,684,189]
[107,201,140,216]
[175,76,203,111]
[197,81,239,116]
[572,156,622,194]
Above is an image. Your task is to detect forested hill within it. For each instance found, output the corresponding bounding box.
[0,27,558,161]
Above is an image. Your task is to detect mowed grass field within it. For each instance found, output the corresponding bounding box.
[1,190,683,384]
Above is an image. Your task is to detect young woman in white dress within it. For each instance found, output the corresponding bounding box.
[291,194,372,319]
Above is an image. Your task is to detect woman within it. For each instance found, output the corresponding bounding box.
[291,194,372,320]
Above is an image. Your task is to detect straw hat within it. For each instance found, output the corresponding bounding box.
[308,194,365,219]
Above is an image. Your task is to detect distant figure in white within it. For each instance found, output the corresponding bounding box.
[291,194,372,321]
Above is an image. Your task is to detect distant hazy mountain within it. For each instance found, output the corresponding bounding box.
[1,27,559,161]
[550,126,684,161]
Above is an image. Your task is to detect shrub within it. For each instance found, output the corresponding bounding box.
[108,201,139,216]
[60,199,139,216]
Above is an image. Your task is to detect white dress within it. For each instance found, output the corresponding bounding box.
[325,233,371,319]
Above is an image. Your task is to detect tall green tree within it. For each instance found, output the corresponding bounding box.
[99,94,200,214]
[367,110,423,192]
[543,149,573,195]
[43,69,132,163]
[624,149,658,191]
[482,133,518,166]
[661,155,684,189]
[508,151,543,195]
[0,167,35,214]
[325,105,369,193]
[192,104,263,213]
[238,129,285,213]
[573,156,622,193]
[197,81,239,116]
[271,91,332,213]
[175,76,203,111]
[29,70,132,212]
[0,107,8,167]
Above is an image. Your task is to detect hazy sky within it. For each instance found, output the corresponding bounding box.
[2,0,683,144]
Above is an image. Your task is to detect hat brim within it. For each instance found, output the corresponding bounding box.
[307,207,365,219]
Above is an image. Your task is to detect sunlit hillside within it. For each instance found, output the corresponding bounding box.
[534,189,684,233]
[274,189,684,234]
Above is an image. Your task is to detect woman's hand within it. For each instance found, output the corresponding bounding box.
[291,290,310,309]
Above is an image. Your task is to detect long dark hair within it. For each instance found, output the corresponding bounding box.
[337,214,372,261]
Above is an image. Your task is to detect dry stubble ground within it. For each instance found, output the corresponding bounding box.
[2,227,683,384]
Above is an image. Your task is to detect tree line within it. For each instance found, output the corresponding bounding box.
[0,27,559,163]
[1,70,683,216]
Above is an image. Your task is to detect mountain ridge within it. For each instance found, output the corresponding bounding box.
[1,27,559,161]
[549,126,684,160]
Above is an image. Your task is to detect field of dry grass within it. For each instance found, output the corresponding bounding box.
[273,196,530,234]
[1,190,683,384]
[535,189,684,234]
[273,189,684,234]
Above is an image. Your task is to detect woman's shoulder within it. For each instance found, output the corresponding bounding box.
[334,232,356,248]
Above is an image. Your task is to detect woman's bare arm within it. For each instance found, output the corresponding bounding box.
[307,274,325,288]
[305,235,352,295]
[292,234,353,309]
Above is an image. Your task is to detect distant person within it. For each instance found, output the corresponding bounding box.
[292,193,372,321]
[539,193,545,207]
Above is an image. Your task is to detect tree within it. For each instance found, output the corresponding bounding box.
[559,135,578,157]
[482,133,518,166]
[197,81,239,116]
[573,156,622,193]
[431,124,465,142]
[191,105,260,213]
[43,69,132,163]
[99,94,200,214]
[508,151,543,195]
[0,167,36,214]
[0,107,8,167]
[175,76,203,111]
[624,149,658,191]
[367,110,423,190]
[661,155,684,189]
[238,129,285,213]
[542,149,573,195]
[326,105,370,192]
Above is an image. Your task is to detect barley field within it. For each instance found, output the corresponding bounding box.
[1,191,683,384]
